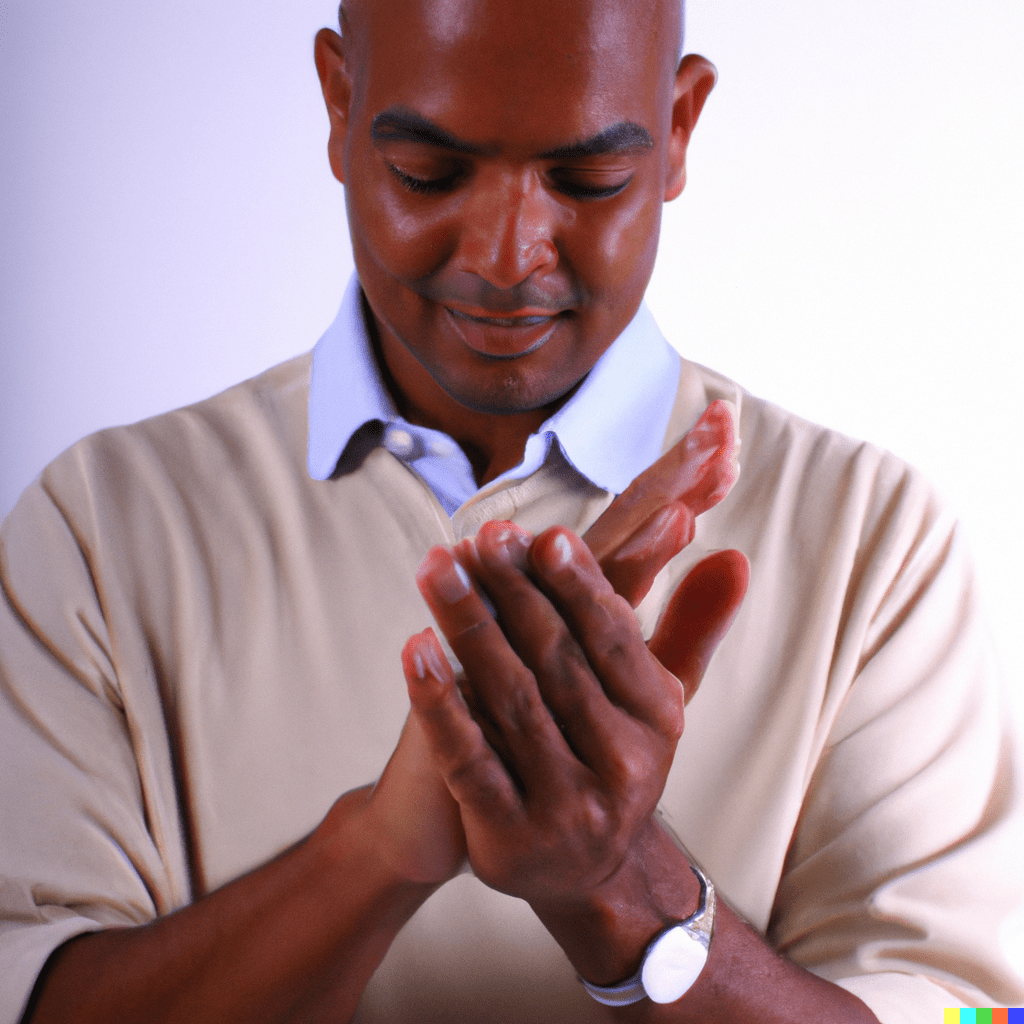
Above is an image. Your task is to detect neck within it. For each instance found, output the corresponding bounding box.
[368,314,566,487]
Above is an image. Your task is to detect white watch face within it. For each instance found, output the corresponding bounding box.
[641,925,708,1004]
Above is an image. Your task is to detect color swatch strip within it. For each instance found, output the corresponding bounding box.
[944,1010,1024,1023]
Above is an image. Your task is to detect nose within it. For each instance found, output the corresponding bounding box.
[455,169,560,290]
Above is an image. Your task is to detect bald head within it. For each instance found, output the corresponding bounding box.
[338,0,686,65]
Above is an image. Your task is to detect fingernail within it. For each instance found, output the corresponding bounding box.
[406,629,454,686]
[551,532,573,568]
[493,525,531,566]
[422,641,450,681]
[432,557,471,604]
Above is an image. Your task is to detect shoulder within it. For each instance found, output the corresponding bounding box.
[671,358,952,545]
[75,351,311,474]
[2,353,314,599]
[30,353,311,517]
[662,359,965,656]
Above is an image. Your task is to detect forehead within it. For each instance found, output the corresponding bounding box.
[345,0,679,146]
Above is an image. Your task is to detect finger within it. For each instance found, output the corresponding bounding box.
[415,544,580,795]
[402,627,521,813]
[598,500,695,608]
[647,548,750,704]
[584,400,737,582]
[414,545,492,639]
[527,526,685,740]
[468,522,637,773]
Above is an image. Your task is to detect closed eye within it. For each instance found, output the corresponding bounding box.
[386,160,631,200]
[387,163,461,194]
[551,177,632,200]
[549,171,633,201]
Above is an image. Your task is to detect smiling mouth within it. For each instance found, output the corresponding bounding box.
[443,306,564,359]
[447,308,559,329]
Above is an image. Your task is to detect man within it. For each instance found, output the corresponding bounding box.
[2,0,1021,1021]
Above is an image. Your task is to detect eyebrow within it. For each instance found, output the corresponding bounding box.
[538,122,654,160]
[371,109,493,156]
[370,108,654,161]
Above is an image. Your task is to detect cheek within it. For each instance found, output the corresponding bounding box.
[572,196,662,304]
[347,160,457,282]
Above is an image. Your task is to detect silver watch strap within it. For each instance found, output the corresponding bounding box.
[580,973,648,1007]
[579,863,714,1006]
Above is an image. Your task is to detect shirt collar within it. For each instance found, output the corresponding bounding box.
[308,273,680,496]
[307,275,397,480]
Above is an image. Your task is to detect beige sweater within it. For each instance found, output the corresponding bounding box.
[1,352,1021,1023]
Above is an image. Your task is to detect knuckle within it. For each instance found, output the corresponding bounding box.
[573,793,635,870]
[605,742,652,788]
[601,590,638,629]
[589,594,641,667]
[576,791,615,844]
[551,632,592,684]
[453,617,491,643]
[534,631,592,696]
[500,677,548,735]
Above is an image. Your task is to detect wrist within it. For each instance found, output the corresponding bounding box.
[532,815,702,986]
[317,787,441,908]
[581,861,715,1006]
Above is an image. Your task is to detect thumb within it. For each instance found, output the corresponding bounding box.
[647,549,749,704]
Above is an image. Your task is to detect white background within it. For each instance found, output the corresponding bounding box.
[1,0,1022,698]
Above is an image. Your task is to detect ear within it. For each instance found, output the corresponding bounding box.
[314,28,353,185]
[664,54,717,201]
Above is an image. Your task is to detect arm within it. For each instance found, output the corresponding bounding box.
[1,475,466,1024]
[405,523,881,1023]
[23,715,464,1024]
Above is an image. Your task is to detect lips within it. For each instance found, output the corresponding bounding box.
[444,305,564,359]
[452,310,553,329]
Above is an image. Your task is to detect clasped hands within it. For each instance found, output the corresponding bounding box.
[364,401,749,981]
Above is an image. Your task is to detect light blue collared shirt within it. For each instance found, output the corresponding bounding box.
[308,275,681,515]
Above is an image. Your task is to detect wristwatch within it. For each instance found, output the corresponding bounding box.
[580,863,716,1007]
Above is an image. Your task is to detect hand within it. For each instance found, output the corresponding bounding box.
[402,522,747,913]
[376,400,741,890]
[584,399,738,609]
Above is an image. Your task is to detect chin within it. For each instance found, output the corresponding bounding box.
[441,367,578,418]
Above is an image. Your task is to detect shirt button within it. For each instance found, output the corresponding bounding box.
[427,435,457,458]
[385,426,416,459]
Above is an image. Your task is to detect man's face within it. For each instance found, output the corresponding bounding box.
[321,0,690,418]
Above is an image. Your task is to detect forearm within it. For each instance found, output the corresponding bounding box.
[25,787,437,1024]
[538,820,880,1024]
[613,904,880,1024]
